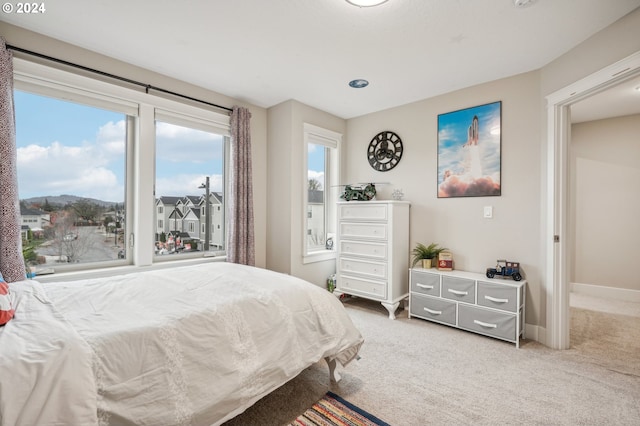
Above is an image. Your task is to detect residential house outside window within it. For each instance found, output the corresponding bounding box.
[13,58,230,276]
[15,89,131,271]
[154,117,227,258]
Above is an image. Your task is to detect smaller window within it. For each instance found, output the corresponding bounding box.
[303,123,340,261]
[158,206,163,214]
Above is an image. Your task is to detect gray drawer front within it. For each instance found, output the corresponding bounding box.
[458,304,516,342]
[411,271,440,297]
[442,276,475,304]
[410,294,456,326]
[477,281,519,312]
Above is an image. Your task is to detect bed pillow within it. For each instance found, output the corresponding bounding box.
[0,278,15,326]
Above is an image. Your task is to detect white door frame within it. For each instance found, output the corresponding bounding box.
[545,50,640,349]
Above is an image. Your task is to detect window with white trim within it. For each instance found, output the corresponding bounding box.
[154,116,227,258]
[15,89,133,270]
[303,123,340,261]
[13,58,230,275]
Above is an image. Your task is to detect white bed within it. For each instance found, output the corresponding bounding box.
[0,262,363,426]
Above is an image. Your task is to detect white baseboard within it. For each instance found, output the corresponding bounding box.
[571,282,640,303]
[524,323,541,344]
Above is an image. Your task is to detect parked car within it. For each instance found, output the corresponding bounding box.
[486,259,522,281]
[117,249,125,259]
[63,233,77,241]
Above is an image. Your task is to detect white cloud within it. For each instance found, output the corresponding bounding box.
[97,120,126,155]
[156,174,224,197]
[308,170,325,189]
[17,118,225,202]
[156,122,223,164]
[17,120,126,201]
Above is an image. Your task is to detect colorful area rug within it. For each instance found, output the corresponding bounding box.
[289,391,390,426]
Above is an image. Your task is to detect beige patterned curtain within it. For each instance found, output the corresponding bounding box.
[0,38,26,282]
[227,106,255,266]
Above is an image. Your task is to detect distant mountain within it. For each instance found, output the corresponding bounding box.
[21,194,120,208]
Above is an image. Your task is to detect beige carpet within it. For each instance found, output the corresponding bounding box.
[224,297,640,425]
[570,307,640,377]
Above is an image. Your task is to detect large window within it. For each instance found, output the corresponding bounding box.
[303,123,340,261]
[15,90,132,272]
[154,119,227,258]
[13,58,230,276]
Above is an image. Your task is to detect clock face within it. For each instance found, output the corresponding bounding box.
[367,131,403,172]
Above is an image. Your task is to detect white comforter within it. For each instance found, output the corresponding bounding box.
[0,263,363,426]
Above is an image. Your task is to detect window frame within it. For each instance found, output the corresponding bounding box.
[152,117,230,263]
[13,58,231,278]
[302,123,341,263]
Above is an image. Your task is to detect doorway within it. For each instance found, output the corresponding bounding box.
[546,50,640,350]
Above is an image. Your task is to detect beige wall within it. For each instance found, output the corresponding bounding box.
[0,22,269,268]
[266,101,294,275]
[540,8,640,97]
[344,71,543,326]
[266,100,346,287]
[570,114,640,291]
[341,7,640,334]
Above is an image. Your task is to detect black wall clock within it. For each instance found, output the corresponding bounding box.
[367,131,403,172]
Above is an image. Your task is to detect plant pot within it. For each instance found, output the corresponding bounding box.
[422,259,433,269]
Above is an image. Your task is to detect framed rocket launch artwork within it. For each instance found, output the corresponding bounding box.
[437,101,502,198]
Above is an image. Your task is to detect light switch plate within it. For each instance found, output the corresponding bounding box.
[483,206,493,218]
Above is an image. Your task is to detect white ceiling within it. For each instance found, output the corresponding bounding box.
[570,74,640,123]
[2,0,640,119]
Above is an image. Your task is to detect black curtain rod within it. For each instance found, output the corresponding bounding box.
[6,44,233,114]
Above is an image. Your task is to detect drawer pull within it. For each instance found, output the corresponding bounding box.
[416,283,434,290]
[474,320,497,329]
[424,307,442,315]
[448,289,468,296]
[485,295,509,304]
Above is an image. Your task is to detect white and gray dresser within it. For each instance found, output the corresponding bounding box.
[409,267,526,347]
[335,201,410,319]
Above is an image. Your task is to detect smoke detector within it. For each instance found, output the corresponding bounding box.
[346,0,388,7]
[513,0,538,8]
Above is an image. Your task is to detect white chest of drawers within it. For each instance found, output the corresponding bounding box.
[409,268,526,347]
[335,201,410,319]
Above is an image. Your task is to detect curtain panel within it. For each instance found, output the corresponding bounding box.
[227,106,255,266]
[0,38,27,282]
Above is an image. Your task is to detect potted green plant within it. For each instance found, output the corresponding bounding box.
[411,243,447,269]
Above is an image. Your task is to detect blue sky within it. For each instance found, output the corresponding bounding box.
[15,90,224,202]
[307,143,325,189]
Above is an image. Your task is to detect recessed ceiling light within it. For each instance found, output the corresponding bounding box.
[346,0,389,7]
[349,79,369,88]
